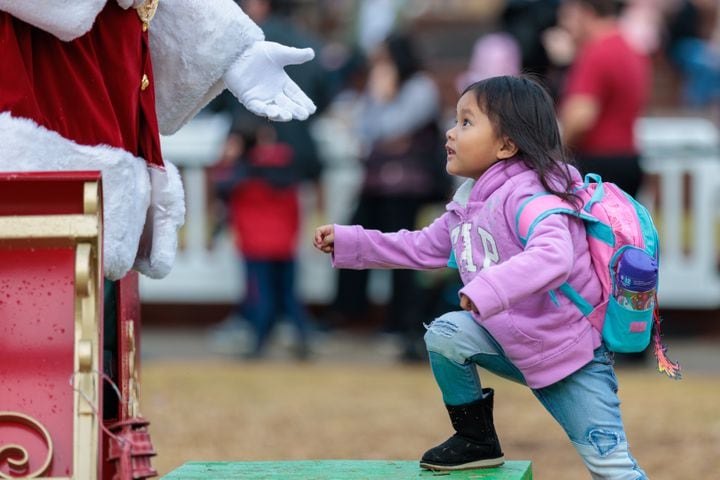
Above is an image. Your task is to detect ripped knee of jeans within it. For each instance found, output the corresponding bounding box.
[575,432,647,479]
[424,316,464,362]
[425,317,459,338]
[588,428,622,457]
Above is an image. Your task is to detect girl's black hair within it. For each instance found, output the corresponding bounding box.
[461,75,579,207]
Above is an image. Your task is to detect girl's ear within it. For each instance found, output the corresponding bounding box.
[497,137,518,160]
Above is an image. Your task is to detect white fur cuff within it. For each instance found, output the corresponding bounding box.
[0,112,151,280]
[0,0,106,41]
[133,163,186,279]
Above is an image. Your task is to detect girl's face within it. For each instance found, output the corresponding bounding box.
[445,91,514,180]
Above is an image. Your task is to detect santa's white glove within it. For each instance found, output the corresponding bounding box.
[224,41,317,122]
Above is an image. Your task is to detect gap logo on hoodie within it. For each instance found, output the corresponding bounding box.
[451,223,500,273]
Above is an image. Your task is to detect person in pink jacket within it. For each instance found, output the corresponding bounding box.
[314,76,647,479]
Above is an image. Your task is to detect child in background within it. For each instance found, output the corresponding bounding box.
[215,116,311,360]
[314,76,647,478]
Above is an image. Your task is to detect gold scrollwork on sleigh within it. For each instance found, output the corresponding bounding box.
[0,412,53,479]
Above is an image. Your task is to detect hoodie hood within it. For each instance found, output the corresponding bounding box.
[448,159,530,209]
[448,158,582,210]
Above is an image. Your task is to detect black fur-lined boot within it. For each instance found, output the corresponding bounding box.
[420,388,504,471]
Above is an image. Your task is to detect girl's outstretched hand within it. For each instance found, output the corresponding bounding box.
[460,294,478,315]
[314,224,335,254]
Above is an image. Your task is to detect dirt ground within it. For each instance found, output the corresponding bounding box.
[140,360,720,479]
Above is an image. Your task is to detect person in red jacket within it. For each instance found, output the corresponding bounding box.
[213,117,310,359]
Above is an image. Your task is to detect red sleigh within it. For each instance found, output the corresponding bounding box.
[0,172,155,479]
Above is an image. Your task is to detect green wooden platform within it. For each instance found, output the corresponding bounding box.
[161,460,532,480]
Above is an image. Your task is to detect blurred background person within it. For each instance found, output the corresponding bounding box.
[331,32,451,361]
[207,0,331,348]
[502,0,564,95]
[455,33,522,93]
[356,0,404,54]
[558,0,651,199]
[214,0,337,115]
[619,0,665,56]
[209,0,332,234]
[664,0,720,107]
[238,0,335,186]
[212,115,312,360]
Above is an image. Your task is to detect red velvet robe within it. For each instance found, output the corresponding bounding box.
[0,2,163,167]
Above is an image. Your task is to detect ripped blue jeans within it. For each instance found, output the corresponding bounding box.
[425,311,647,480]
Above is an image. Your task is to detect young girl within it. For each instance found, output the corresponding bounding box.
[314,76,647,479]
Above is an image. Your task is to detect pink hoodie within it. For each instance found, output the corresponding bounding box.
[332,159,603,388]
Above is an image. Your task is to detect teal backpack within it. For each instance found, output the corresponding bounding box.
[515,174,680,379]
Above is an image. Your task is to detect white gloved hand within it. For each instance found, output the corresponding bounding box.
[224,40,317,122]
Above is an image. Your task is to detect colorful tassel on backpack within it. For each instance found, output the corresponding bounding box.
[652,300,681,380]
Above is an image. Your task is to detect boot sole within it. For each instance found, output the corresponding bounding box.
[420,456,505,471]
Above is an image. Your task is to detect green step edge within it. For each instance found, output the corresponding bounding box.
[161,460,532,480]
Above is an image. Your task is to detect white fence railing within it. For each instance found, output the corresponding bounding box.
[141,115,720,309]
[637,117,720,308]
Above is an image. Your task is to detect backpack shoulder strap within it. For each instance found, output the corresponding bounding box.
[515,192,596,246]
[515,192,599,320]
